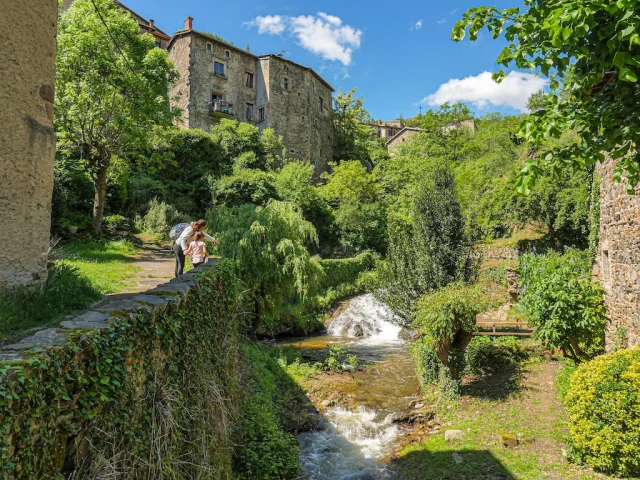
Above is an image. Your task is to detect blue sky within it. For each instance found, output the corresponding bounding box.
[123,0,544,120]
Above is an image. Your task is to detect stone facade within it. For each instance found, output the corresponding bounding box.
[595,157,640,350]
[371,120,406,141]
[387,127,424,156]
[168,18,334,175]
[0,0,58,289]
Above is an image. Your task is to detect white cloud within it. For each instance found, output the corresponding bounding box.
[412,19,423,30]
[422,71,548,112]
[245,12,362,66]
[436,18,446,24]
[244,15,286,35]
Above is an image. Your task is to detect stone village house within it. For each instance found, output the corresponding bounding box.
[168,17,335,175]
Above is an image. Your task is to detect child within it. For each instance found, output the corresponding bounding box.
[184,232,208,268]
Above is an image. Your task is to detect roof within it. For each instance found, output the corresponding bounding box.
[386,127,424,146]
[258,54,334,92]
[168,29,258,58]
[116,1,170,40]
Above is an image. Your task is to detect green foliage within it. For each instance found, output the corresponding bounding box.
[233,346,302,479]
[518,249,607,364]
[452,0,640,191]
[0,263,100,338]
[55,0,179,235]
[275,161,337,250]
[555,361,577,403]
[564,347,640,476]
[52,155,94,231]
[411,338,442,388]
[464,337,529,376]
[211,169,279,207]
[207,200,321,335]
[478,266,507,287]
[323,345,358,372]
[332,88,389,167]
[588,172,601,263]
[144,128,228,215]
[141,198,187,236]
[380,161,474,318]
[320,161,387,254]
[210,119,285,172]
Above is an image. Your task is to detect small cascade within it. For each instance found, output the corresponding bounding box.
[327,294,403,342]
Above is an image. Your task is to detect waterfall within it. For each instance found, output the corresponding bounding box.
[327,294,402,343]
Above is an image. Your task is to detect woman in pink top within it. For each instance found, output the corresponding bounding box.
[184,232,208,268]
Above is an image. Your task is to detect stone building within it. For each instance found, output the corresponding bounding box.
[595,157,640,350]
[386,126,424,156]
[1,0,58,289]
[371,120,406,141]
[168,17,335,174]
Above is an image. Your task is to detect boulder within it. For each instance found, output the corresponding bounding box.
[498,431,518,447]
[445,429,466,442]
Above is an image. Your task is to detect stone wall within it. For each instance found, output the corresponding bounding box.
[387,128,422,156]
[168,35,192,129]
[0,0,58,289]
[595,157,640,350]
[0,261,241,478]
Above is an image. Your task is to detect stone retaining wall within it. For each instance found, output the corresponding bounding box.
[0,260,241,479]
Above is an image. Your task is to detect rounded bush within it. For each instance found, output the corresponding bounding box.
[565,347,640,476]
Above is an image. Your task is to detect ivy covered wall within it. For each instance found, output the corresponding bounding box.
[0,261,243,479]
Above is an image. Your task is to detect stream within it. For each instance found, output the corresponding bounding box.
[281,294,421,480]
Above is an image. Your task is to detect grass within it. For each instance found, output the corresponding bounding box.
[477,224,548,248]
[393,360,618,480]
[0,238,141,341]
[61,238,141,294]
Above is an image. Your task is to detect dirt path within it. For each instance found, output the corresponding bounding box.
[119,236,175,294]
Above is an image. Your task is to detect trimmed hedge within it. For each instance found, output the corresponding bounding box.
[565,347,640,476]
[318,251,377,289]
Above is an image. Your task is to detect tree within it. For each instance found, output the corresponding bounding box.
[333,88,389,167]
[55,0,178,235]
[380,161,474,319]
[210,169,279,207]
[319,161,387,254]
[206,200,322,336]
[452,1,640,191]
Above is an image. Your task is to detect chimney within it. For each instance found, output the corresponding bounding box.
[185,16,193,31]
[149,19,155,28]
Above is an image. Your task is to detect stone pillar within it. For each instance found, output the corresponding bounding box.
[0,1,58,289]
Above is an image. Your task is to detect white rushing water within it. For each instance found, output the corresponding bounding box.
[299,294,409,480]
[327,294,403,344]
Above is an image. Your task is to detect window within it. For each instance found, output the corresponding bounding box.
[388,129,396,137]
[246,72,254,88]
[246,103,254,121]
[214,61,225,76]
[258,106,265,122]
[211,91,223,102]
[319,97,324,112]
[206,42,212,51]
[225,50,231,58]
[155,41,161,48]
[284,78,289,90]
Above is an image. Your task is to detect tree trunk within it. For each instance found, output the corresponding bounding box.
[91,162,109,237]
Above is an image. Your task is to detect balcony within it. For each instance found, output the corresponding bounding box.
[209,100,234,118]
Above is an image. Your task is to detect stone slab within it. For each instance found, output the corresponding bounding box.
[133,294,172,307]
[60,310,112,330]
[3,328,68,351]
[148,282,190,295]
[94,299,149,315]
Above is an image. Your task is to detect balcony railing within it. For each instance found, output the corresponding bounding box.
[209,100,234,117]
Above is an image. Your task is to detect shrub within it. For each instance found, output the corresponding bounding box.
[518,249,607,364]
[478,265,507,287]
[565,348,640,476]
[464,336,529,376]
[318,252,378,289]
[211,169,278,207]
[414,282,492,386]
[102,214,129,232]
[142,198,187,235]
[411,338,442,388]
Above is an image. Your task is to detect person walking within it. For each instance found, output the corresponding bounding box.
[184,232,208,268]
[172,219,218,277]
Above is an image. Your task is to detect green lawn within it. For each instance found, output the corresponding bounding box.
[0,238,141,341]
